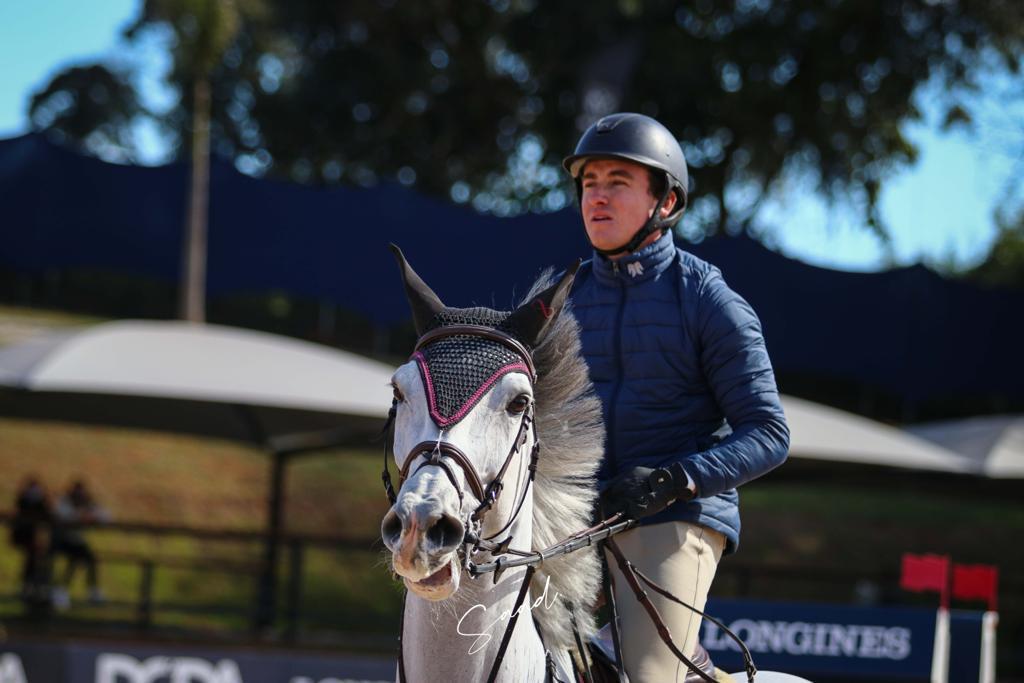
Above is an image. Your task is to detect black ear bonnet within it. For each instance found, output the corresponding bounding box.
[391,244,578,429]
[413,308,529,428]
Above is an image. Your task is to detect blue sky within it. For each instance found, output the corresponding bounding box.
[1,1,1018,273]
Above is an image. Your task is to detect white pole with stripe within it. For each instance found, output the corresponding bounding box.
[930,607,950,683]
[979,610,998,683]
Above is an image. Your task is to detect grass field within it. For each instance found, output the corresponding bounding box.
[0,416,401,641]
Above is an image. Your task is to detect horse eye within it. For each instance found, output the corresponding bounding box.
[392,384,405,402]
[507,394,531,414]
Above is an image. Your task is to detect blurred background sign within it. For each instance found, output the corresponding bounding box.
[701,599,996,683]
[0,640,394,683]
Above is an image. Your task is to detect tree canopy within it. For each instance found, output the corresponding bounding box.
[28,0,1024,237]
[966,208,1024,288]
[29,64,141,162]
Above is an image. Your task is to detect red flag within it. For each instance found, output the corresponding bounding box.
[953,563,999,611]
[901,553,950,600]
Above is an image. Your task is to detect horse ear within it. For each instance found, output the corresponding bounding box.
[390,244,445,335]
[507,259,581,347]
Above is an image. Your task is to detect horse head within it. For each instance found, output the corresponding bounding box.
[381,245,578,602]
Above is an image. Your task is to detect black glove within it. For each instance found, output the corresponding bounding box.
[600,462,694,521]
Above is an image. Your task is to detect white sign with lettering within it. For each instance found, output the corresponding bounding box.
[0,654,27,683]
[703,619,912,660]
[96,654,243,683]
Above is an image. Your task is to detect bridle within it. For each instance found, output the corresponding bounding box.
[382,324,541,542]
[387,409,538,543]
[380,323,550,683]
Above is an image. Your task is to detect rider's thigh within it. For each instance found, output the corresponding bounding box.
[608,521,726,683]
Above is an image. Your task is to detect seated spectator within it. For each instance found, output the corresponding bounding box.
[50,479,109,609]
[10,476,53,604]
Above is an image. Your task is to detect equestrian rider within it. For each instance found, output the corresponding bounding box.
[564,112,790,682]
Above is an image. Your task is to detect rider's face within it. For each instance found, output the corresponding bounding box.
[580,159,674,256]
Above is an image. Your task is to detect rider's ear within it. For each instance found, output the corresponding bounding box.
[391,244,446,335]
[507,260,581,347]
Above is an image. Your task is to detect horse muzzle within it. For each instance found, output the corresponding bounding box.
[382,501,466,598]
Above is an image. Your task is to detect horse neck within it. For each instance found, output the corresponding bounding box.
[402,497,550,683]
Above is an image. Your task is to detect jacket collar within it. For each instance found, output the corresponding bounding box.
[591,230,676,286]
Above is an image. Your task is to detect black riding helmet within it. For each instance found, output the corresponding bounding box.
[563,113,689,256]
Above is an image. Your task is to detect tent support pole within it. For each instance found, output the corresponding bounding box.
[233,404,282,634]
[255,448,286,632]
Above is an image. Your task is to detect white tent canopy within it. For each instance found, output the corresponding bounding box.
[0,319,978,476]
[908,415,1024,479]
[780,395,971,474]
[0,319,395,419]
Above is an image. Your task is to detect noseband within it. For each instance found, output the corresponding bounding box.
[399,440,487,509]
[381,324,540,540]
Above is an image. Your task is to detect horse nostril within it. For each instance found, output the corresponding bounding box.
[426,514,465,551]
[381,509,403,549]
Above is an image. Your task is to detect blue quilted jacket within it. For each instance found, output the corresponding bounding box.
[570,232,789,553]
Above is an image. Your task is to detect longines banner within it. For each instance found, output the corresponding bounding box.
[700,598,991,681]
[0,640,393,683]
[0,601,994,682]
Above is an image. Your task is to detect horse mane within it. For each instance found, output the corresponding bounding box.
[521,269,605,652]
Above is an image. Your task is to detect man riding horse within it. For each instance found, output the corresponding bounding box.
[564,112,790,682]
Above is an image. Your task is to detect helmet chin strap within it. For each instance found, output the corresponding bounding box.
[592,185,674,257]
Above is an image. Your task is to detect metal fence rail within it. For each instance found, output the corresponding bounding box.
[0,512,383,641]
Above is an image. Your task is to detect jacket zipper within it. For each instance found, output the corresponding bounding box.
[607,260,627,473]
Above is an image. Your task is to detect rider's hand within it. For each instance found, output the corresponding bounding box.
[600,462,694,521]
